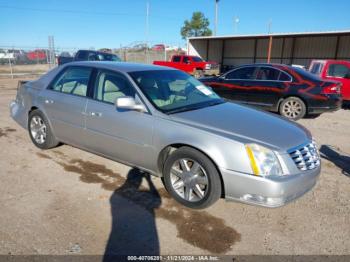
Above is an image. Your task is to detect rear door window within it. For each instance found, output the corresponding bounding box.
[76,51,87,60]
[327,64,350,77]
[256,67,291,81]
[278,71,292,81]
[49,67,92,97]
[172,56,181,62]
[88,52,98,61]
[183,56,190,64]
[226,67,257,80]
[256,67,280,80]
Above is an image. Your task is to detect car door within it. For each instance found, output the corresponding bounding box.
[243,66,290,108]
[84,69,155,170]
[213,66,258,103]
[324,62,350,101]
[170,55,183,71]
[182,56,194,73]
[39,66,92,146]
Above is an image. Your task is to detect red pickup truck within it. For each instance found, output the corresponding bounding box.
[153,55,220,78]
[309,60,350,106]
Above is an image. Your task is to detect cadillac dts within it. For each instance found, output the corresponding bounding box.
[10,61,321,209]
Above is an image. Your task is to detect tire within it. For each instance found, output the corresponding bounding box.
[163,146,222,209]
[193,69,204,79]
[305,113,321,119]
[28,109,59,149]
[279,97,306,120]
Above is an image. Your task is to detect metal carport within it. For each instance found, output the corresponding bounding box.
[187,30,350,70]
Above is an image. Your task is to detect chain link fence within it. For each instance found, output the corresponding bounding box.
[0,44,186,78]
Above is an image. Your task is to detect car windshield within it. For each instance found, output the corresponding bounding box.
[129,70,224,114]
[97,53,121,62]
[192,56,203,62]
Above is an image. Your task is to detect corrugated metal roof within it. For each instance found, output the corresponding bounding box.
[188,30,350,40]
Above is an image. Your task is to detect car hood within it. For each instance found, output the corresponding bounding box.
[169,102,311,152]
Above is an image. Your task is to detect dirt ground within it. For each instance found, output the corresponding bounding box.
[0,64,50,75]
[0,77,349,257]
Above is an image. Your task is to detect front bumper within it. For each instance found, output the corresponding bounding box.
[220,165,321,208]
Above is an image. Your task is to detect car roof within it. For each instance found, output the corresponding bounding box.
[64,61,176,73]
[232,63,291,69]
[311,59,350,64]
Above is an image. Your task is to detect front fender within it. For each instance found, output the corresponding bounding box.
[153,118,252,175]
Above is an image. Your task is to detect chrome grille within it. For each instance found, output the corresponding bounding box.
[289,142,320,171]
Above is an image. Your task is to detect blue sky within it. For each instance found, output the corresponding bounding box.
[1,0,350,50]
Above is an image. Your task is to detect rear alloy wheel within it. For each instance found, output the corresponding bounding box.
[279,97,306,120]
[30,115,47,145]
[163,147,222,209]
[28,110,59,149]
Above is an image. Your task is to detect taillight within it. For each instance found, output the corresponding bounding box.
[322,83,341,94]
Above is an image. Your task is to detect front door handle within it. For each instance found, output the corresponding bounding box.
[241,82,251,87]
[90,112,102,117]
[45,99,54,104]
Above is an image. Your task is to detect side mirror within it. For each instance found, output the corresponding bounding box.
[115,96,146,112]
[219,74,226,80]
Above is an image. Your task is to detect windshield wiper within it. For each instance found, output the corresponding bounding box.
[166,100,225,115]
[166,105,204,115]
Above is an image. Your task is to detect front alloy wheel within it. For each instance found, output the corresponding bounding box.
[163,147,222,209]
[170,158,209,202]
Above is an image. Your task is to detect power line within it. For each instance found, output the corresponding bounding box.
[0,5,181,21]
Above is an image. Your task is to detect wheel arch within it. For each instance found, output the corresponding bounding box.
[28,106,57,139]
[157,143,225,197]
[277,95,308,113]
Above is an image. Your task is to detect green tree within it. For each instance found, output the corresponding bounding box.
[180,12,212,39]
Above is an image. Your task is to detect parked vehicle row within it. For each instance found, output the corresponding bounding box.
[309,59,350,106]
[10,61,321,209]
[57,50,122,65]
[151,44,181,51]
[153,55,220,78]
[0,49,50,64]
[201,63,342,120]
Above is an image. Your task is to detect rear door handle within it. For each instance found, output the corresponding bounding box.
[45,99,54,104]
[241,82,251,87]
[90,112,102,117]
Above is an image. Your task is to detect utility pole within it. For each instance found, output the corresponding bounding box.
[214,0,220,35]
[233,16,239,34]
[8,56,13,79]
[145,1,150,64]
[267,19,273,63]
[48,35,55,67]
[268,19,272,34]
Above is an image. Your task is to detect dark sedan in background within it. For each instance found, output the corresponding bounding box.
[200,64,342,120]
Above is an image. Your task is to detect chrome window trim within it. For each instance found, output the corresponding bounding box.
[46,65,93,97]
[223,65,293,83]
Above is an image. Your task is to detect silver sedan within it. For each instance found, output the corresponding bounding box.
[10,61,321,209]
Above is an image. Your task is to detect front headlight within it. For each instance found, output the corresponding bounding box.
[245,144,283,177]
